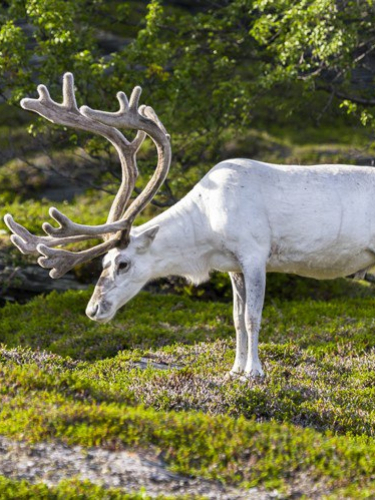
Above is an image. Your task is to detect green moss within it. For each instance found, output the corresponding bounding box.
[325,482,375,499]
[0,476,190,499]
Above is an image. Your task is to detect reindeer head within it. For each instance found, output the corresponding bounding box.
[4,73,171,322]
[86,225,160,322]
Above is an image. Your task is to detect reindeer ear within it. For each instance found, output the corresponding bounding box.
[135,226,159,253]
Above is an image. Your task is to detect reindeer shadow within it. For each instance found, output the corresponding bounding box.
[0,288,234,361]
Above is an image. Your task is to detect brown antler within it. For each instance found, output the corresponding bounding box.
[4,73,171,278]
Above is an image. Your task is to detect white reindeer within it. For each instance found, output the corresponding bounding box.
[5,73,375,378]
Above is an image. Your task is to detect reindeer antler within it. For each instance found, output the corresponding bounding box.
[5,73,171,278]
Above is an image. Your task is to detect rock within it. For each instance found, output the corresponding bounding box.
[0,258,88,305]
[0,435,270,499]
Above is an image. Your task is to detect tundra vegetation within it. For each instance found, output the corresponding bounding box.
[2,0,375,498]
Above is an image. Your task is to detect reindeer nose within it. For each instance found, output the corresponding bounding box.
[86,303,99,319]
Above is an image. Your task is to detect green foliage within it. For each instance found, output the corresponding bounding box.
[2,0,374,202]
[1,0,103,102]
[0,21,28,94]
[251,0,356,81]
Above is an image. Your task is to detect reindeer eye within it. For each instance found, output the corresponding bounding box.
[118,261,130,273]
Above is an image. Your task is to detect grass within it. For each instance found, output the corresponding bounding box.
[227,127,375,167]
[0,476,192,499]
[1,284,375,496]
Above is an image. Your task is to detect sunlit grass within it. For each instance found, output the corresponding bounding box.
[1,285,375,495]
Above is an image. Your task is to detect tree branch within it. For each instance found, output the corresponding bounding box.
[317,86,375,106]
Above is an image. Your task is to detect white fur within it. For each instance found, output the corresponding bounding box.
[86,159,375,377]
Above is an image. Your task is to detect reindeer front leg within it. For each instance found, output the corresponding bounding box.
[229,272,248,375]
[242,258,266,378]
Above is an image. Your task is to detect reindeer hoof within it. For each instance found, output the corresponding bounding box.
[222,369,244,383]
[239,367,265,382]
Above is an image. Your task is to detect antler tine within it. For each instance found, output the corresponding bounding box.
[62,72,78,110]
[116,91,129,112]
[80,87,159,133]
[37,239,119,279]
[3,213,99,255]
[116,91,148,151]
[128,86,142,110]
[36,85,51,103]
[42,207,129,238]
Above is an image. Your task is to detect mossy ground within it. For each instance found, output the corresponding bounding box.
[0,476,192,500]
[1,281,375,497]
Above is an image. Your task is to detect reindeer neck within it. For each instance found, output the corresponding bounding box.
[134,196,214,284]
